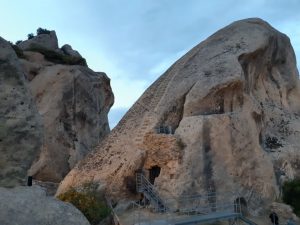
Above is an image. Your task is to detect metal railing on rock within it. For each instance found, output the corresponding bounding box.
[135,171,258,225]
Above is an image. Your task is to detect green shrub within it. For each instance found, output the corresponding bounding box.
[28,44,87,66]
[57,182,111,225]
[27,33,34,40]
[37,27,51,35]
[282,179,300,216]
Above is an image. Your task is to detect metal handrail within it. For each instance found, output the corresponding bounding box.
[136,172,244,215]
[134,172,261,225]
[136,173,168,212]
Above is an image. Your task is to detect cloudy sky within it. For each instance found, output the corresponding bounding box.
[1,0,299,128]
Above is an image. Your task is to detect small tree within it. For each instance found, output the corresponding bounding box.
[37,27,51,35]
[15,40,22,45]
[282,179,300,216]
[27,33,34,40]
[57,182,111,225]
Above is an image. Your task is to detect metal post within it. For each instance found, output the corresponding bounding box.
[27,176,32,186]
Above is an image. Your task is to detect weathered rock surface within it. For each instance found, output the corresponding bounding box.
[17,37,114,182]
[0,186,90,225]
[26,62,113,182]
[62,44,82,58]
[0,37,43,187]
[58,18,300,216]
[0,30,114,184]
[270,202,299,223]
[18,31,59,51]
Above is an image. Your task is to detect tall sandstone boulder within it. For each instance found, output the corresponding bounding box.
[57,18,300,215]
[18,33,114,182]
[0,31,114,184]
[0,37,43,187]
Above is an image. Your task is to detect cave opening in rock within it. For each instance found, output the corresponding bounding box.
[235,197,248,215]
[149,166,161,184]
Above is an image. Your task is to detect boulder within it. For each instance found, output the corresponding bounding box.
[26,63,114,182]
[57,18,300,217]
[18,31,58,51]
[0,29,114,184]
[0,37,43,187]
[61,44,82,58]
[0,186,90,225]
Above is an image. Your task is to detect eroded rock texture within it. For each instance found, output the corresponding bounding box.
[27,63,113,182]
[0,38,43,187]
[57,18,300,215]
[18,35,114,182]
[0,186,90,225]
[0,31,114,184]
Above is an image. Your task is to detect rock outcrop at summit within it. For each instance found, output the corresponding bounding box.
[0,30,114,184]
[0,37,43,187]
[58,18,300,217]
[18,31,58,51]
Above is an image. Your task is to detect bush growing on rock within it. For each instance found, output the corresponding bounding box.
[282,179,300,216]
[57,182,111,225]
[37,27,51,35]
[27,33,34,40]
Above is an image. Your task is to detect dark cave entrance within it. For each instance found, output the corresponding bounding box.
[235,197,248,215]
[149,165,161,184]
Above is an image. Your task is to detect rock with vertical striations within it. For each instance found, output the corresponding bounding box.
[26,64,113,182]
[17,35,114,182]
[0,30,114,184]
[57,18,300,218]
[0,37,43,187]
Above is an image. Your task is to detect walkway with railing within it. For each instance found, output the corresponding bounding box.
[135,171,258,225]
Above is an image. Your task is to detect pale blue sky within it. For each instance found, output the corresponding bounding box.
[1,0,299,128]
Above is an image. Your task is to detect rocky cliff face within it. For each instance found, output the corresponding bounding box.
[0,38,43,187]
[57,18,300,216]
[0,30,114,184]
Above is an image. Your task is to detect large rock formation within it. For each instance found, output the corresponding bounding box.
[0,37,43,187]
[0,186,90,225]
[0,30,114,184]
[57,18,300,217]
[27,63,113,182]
[19,32,114,182]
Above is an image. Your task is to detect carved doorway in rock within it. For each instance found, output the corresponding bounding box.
[235,197,248,216]
[149,165,161,184]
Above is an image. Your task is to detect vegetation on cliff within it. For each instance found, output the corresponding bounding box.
[282,179,300,216]
[57,182,111,225]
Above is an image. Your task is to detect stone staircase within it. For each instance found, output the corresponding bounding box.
[134,72,174,147]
